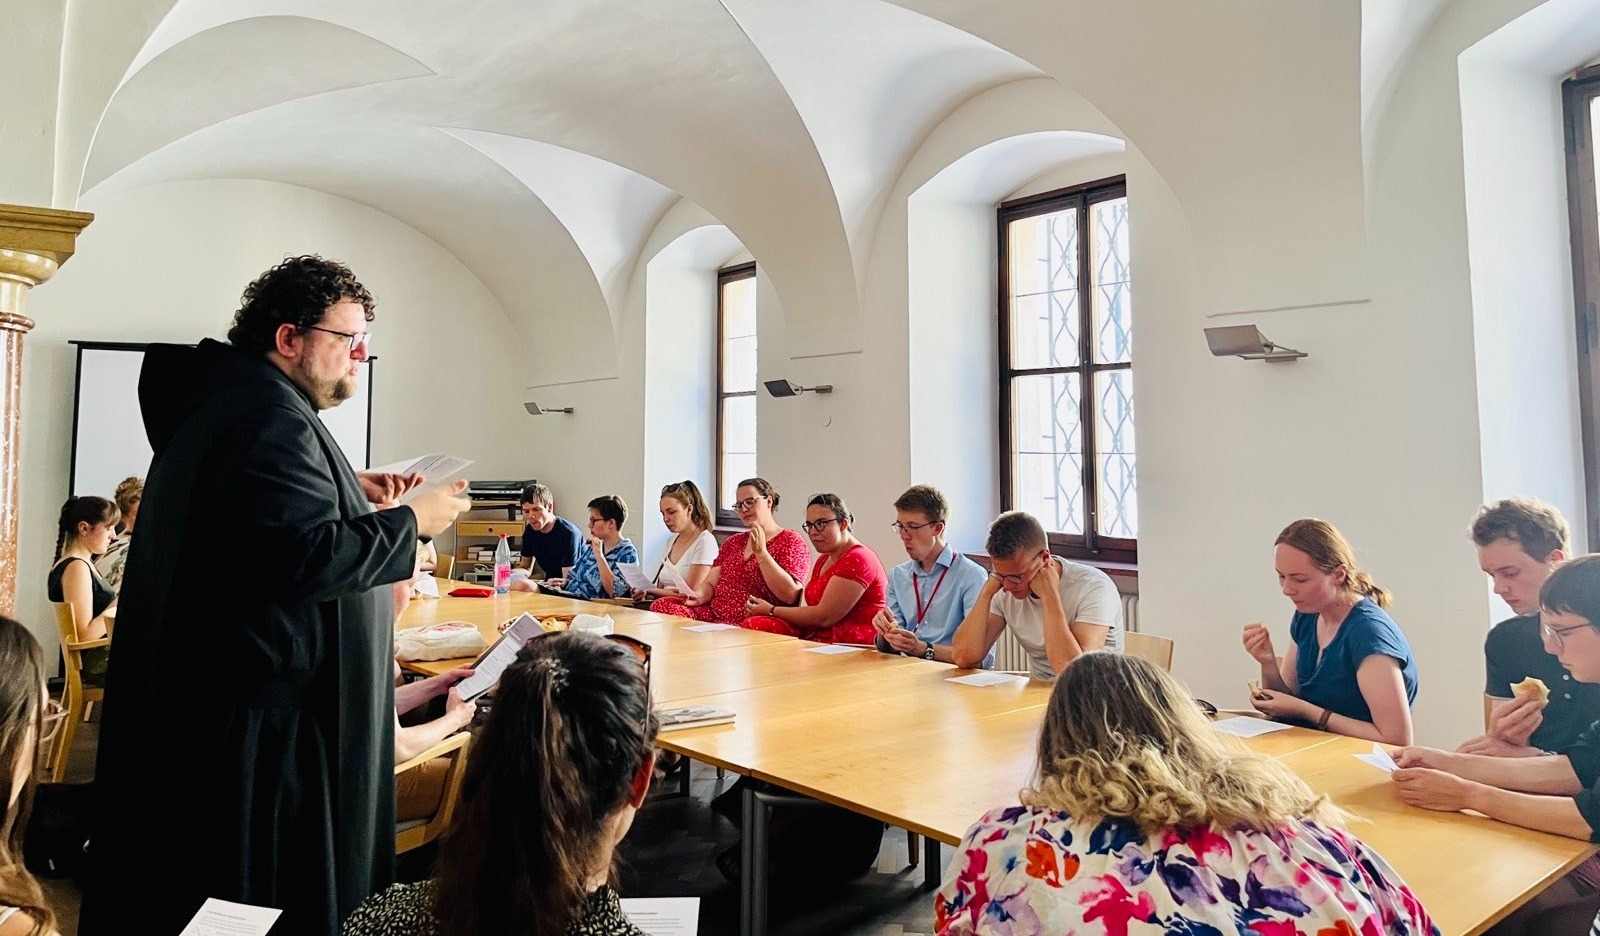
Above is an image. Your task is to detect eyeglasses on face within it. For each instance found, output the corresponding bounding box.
[890,520,939,533]
[990,552,1048,588]
[801,517,841,533]
[302,324,371,353]
[732,496,766,512]
[1542,619,1593,652]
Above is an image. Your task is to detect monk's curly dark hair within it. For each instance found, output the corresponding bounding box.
[226,255,375,354]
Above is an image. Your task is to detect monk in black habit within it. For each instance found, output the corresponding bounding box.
[79,256,470,936]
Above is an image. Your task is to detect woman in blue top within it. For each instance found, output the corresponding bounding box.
[1242,518,1418,745]
[546,495,638,600]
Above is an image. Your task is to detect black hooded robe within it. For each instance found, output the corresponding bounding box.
[79,340,417,936]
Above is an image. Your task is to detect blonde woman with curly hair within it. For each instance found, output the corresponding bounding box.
[935,653,1437,935]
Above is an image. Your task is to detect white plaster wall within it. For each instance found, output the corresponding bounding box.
[0,0,64,206]
[638,218,737,569]
[17,178,530,661]
[1461,60,1586,558]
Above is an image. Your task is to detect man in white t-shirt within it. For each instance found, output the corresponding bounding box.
[952,510,1122,680]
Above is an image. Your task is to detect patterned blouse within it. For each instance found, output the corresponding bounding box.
[937,806,1438,936]
[565,538,639,600]
[342,881,646,936]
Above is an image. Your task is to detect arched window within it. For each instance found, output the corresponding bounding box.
[998,176,1135,562]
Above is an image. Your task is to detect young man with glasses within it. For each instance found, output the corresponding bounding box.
[871,484,992,665]
[1458,498,1599,757]
[952,510,1122,679]
[1392,555,1600,934]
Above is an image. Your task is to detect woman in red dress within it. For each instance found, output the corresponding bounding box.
[742,493,887,644]
[649,477,807,623]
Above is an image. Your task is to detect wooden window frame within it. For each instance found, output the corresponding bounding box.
[1566,66,1600,550]
[716,261,758,528]
[997,176,1136,564]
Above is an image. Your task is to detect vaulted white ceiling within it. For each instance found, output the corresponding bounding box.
[55,0,1457,378]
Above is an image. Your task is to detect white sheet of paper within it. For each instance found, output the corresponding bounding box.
[657,561,687,591]
[367,453,475,505]
[619,897,700,936]
[1210,716,1294,738]
[617,562,654,593]
[1356,743,1399,773]
[412,574,441,598]
[456,612,542,699]
[684,623,738,632]
[807,644,863,655]
[946,671,1025,687]
[178,898,283,936]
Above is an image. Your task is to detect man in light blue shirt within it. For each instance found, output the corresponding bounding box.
[872,484,993,666]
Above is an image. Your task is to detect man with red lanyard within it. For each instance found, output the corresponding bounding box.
[872,484,993,666]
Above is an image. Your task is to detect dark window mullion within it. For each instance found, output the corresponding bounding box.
[1076,193,1100,550]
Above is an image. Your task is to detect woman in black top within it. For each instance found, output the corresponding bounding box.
[343,630,659,936]
[46,496,119,683]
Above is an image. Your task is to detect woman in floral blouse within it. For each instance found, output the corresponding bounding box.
[936,653,1438,936]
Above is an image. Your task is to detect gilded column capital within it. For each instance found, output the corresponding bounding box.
[0,203,94,332]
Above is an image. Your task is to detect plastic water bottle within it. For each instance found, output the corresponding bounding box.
[493,534,512,595]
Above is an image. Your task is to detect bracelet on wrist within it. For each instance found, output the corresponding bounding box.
[1316,707,1333,730]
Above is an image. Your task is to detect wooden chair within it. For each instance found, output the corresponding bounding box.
[49,602,109,782]
[1124,631,1175,672]
[395,731,472,854]
[432,554,455,579]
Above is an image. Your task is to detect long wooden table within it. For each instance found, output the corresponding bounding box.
[397,584,1594,936]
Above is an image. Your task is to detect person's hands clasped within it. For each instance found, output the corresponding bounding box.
[410,479,470,538]
[359,471,425,508]
[1242,623,1277,665]
[1248,688,1312,721]
[883,627,924,656]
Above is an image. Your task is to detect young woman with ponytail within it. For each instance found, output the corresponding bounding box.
[0,617,63,936]
[1241,518,1419,745]
[342,630,658,936]
[46,496,120,684]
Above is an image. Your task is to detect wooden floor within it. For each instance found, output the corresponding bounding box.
[40,713,947,936]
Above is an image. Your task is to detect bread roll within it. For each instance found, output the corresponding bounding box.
[1511,676,1550,706]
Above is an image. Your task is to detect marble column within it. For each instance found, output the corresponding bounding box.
[0,204,94,615]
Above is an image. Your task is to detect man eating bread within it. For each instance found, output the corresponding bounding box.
[1460,498,1600,756]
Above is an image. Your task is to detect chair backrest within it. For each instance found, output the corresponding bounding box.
[395,732,472,854]
[434,554,455,579]
[1124,631,1174,672]
[52,601,79,649]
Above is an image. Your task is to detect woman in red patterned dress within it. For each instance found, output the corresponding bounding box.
[742,493,887,644]
[649,478,807,623]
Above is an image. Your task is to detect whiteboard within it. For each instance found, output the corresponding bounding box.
[69,344,372,497]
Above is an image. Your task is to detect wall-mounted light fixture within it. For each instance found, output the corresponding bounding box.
[763,379,833,397]
[1203,324,1307,363]
[524,401,574,415]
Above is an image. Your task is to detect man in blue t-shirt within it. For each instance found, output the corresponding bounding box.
[516,481,582,579]
[1459,498,1599,756]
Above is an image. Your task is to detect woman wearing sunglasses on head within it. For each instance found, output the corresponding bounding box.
[741,493,887,645]
[343,630,657,936]
[648,478,807,624]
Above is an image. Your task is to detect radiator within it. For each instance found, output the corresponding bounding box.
[992,592,1140,672]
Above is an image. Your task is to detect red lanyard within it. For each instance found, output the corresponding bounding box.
[912,554,955,626]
